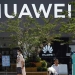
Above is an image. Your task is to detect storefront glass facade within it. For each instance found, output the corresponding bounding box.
[0,48,16,72]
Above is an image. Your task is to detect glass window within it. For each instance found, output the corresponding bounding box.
[0,48,16,72]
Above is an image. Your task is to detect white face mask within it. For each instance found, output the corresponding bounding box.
[17,52,20,55]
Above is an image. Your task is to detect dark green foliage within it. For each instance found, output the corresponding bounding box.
[37,60,47,71]
[41,60,47,67]
[37,67,42,71]
[25,56,41,62]
[37,67,47,71]
[25,62,36,67]
[0,15,65,57]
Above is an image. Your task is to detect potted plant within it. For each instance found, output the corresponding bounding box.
[37,67,47,71]
[41,60,47,67]
[25,62,37,72]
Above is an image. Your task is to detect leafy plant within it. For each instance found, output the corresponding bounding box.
[0,15,62,57]
[37,67,47,71]
[25,63,30,67]
[37,67,42,71]
[41,60,47,67]
[26,55,41,62]
[25,62,36,67]
[35,57,41,62]
[42,67,47,71]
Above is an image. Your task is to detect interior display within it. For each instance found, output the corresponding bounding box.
[2,55,10,67]
[59,64,68,74]
[0,48,17,72]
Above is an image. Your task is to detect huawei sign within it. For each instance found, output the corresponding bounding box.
[42,43,54,56]
[43,45,53,53]
[0,4,71,18]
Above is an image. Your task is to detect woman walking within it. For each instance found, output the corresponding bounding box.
[22,57,26,75]
[16,49,26,75]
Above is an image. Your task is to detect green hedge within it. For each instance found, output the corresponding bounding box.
[37,67,47,71]
[41,60,47,67]
[25,62,36,67]
[25,56,41,63]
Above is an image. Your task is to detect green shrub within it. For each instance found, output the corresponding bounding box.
[37,67,42,71]
[41,60,47,67]
[25,58,29,63]
[35,57,41,62]
[42,67,47,71]
[37,67,47,71]
[25,63,30,67]
[25,62,36,67]
[25,56,41,62]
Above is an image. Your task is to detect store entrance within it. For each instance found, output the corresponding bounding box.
[39,37,72,74]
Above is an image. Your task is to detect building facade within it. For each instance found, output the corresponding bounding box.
[0,0,75,74]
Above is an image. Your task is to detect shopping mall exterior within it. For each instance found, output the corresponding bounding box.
[0,0,75,75]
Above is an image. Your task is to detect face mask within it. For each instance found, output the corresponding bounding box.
[17,52,20,55]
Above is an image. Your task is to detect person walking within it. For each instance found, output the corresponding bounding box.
[22,57,26,75]
[48,58,59,75]
[51,58,59,75]
[16,49,26,75]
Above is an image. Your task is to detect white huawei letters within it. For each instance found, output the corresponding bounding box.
[18,4,32,18]
[32,4,52,18]
[54,4,65,18]
[0,4,71,18]
[4,4,17,18]
[68,4,71,18]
